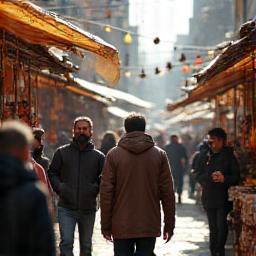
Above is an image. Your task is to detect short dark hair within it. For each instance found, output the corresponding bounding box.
[73,116,93,129]
[208,128,227,141]
[32,128,45,141]
[0,120,33,154]
[170,134,178,140]
[124,112,146,133]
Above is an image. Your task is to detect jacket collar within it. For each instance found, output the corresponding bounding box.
[71,139,94,151]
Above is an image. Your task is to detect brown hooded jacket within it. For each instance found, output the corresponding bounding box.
[100,131,175,239]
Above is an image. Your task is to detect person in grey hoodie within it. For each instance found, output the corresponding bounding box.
[100,112,175,256]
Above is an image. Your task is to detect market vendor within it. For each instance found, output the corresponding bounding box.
[194,128,240,256]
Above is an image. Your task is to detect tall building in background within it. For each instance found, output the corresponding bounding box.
[234,0,256,34]
[170,0,235,103]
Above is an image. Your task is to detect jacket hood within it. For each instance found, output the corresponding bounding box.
[118,131,154,154]
[0,155,36,195]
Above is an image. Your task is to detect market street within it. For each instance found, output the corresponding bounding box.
[55,185,212,256]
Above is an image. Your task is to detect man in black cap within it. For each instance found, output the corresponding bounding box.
[32,128,50,171]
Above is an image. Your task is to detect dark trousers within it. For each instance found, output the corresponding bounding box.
[114,237,156,256]
[58,207,96,256]
[173,173,184,195]
[206,207,228,256]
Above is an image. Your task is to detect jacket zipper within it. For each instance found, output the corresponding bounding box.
[76,151,81,210]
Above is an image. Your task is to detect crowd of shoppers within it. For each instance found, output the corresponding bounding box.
[0,114,240,256]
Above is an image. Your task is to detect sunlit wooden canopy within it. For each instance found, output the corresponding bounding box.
[0,0,120,85]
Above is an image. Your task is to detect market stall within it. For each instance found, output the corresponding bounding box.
[167,21,256,255]
[0,0,120,126]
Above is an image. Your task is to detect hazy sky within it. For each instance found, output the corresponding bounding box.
[129,0,193,44]
[129,0,193,64]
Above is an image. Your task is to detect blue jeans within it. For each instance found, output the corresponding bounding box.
[58,207,96,256]
[114,237,156,256]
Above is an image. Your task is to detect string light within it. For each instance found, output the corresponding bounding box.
[179,53,187,62]
[153,37,160,45]
[64,15,215,51]
[123,33,133,44]
[104,25,112,32]
[124,71,132,77]
[139,69,146,79]
[155,67,161,75]
[166,62,172,70]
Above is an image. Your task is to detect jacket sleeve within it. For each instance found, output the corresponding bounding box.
[25,186,55,256]
[159,151,176,234]
[97,153,105,185]
[224,153,240,186]
[48,149,63,194]
[100,153,116,236]
[194,153,210,186]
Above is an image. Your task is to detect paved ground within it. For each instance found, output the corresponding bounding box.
[55,190,213,255]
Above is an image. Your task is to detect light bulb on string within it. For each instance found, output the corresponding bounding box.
[166,62,172,71]
[153,37,160,44]
[139,69,146,78]
[182,63,191,74]
[123,33,133,44]
[104,25,112,33]
[194,55,202,65]
[124,70,131,78]
[155,67,161,75]
[179,53,186,62]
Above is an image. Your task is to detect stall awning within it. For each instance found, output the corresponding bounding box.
[195,28,256,84]
[107,106,129,119]
[166,102,212,124]
[168,49,254,111]
[33,72,112,104]
[167,25,256,112]
[75,78,154,109]
[0,0,120,85]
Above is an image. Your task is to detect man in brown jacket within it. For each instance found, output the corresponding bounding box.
[100,113,175,255]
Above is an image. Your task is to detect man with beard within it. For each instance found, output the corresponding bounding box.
[48,116,105,256]
[32,128,50,171]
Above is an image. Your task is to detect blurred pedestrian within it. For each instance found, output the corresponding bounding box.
[165,135,188,204]
[194,128,240,256]
[48,116,105,256]
[100,131,118,155]
[189,140,209,198]
[100,112,175,256]
[32,127,50,171]
[0,120,55,256]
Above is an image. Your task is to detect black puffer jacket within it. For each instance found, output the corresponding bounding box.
[0,155,55,256]
[194,146,240,209]
[48,140,105,212]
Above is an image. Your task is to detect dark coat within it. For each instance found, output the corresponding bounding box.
[0,155,55,256]
[100,132,175,239]
[48,140,105,212]
[194,147,240,209]
[165,142,188,177]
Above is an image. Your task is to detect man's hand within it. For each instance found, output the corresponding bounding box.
[163,231,173,243]
[103,233,113,242]
[212,171,224,183]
